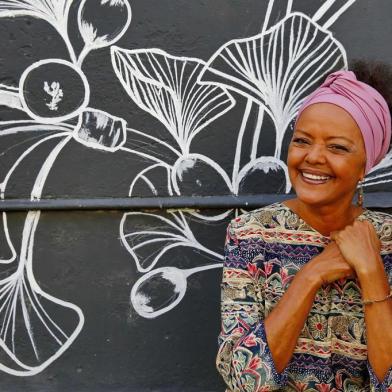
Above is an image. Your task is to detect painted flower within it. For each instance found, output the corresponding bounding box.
[308,314,328,340]
[315,383,332,392]
[242,333,257,348]
[233,327,245,336]
[280,267,293,287]
[292,381,308,391]
[261,261,274,277]
[342,286,360,304]
[248,356,261,370]
[247,262,259,278]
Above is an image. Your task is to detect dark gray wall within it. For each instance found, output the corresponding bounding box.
[1,1,392,391]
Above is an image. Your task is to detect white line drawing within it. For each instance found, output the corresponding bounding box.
[0,123,84,375]
[19,59,90,124]
[73,107,127,152]
[44,81,63,111]
[111,47,248,200]
[0,109,132,373]
[0,0,77,63]
[0,0,130,376]
[77,0,132,67]
[197,12,348,160]
[0,84,23,111]
[311,0,357,30]
[131,264,222,319]
[111,47,236,157]
[111,0,364,320]
[0,32,129,375]
[120,210,223,273]
[0,210,84,376]
[1,0,388,374]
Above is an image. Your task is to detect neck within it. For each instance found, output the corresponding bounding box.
[284,198,364,236]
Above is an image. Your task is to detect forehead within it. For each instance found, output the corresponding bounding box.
[295,102,364,143]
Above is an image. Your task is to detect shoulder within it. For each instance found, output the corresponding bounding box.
[363,209,392,242]
[228,202,288,235]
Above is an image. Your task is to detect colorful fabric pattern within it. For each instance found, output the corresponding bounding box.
[217,202,392,392]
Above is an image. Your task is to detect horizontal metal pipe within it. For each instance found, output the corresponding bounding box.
[0,193,391,211]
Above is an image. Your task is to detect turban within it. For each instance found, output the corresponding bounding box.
[296,70,391,174]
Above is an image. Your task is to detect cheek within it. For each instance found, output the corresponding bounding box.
[333,154,366,179]
[287,146,304,170]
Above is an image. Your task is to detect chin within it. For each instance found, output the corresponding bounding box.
[293,191,330,207]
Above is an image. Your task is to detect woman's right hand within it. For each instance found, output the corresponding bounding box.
[303,241,355,287]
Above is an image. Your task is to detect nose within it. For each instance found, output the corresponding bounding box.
[305,143,327,165]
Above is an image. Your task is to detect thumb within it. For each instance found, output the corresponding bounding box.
[330,231,339,241]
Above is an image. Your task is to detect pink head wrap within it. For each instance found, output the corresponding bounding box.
[296,70,391,174]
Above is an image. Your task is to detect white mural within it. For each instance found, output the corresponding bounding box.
[0,0,389,376]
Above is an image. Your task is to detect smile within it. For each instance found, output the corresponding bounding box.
[300,171,332,184]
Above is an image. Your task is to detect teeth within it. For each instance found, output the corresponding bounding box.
[302,172,330,181]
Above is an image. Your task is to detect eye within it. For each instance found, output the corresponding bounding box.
[291,137,309,145]
[329,144,349,152]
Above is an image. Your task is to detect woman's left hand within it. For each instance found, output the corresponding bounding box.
[330,220,382,276]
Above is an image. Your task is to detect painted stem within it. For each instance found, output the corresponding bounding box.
[184,263,223,278]
[232,98,253,188]
[31,135,73,200]
[119,146,173,165]
[55,20,77,65]
[77,45,92,68]
[321,0,357,29]
[312,0,338,23]
[250,105,265,161]
[126,128,181,157]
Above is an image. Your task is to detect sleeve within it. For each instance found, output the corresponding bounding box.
[367,251,392,392]
[367,363,392,391]
[216,222,288,392]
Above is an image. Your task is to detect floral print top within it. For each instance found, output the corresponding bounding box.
[217,202,392,391]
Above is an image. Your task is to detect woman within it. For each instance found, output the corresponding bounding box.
[217,68,392,391]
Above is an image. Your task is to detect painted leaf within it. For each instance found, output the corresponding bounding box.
[0,0,73,28]
[120,210,220,273]
[198,12,347,157]
[0,211,84,376]
[111,47,235,151]
[120,211,196,273]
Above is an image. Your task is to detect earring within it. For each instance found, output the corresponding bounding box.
[357,179,364,207]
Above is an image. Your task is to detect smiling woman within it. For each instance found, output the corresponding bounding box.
[287,102,367,229]
[217,68,392,391]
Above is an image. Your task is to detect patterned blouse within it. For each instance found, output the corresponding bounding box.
[217,202,392,392]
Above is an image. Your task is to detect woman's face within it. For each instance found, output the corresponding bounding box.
[287,102,367,208]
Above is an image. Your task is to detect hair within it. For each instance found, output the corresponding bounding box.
[350,60,392,149]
